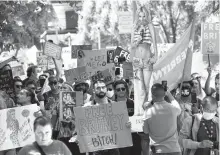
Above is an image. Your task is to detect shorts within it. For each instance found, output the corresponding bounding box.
[133,57,153,71]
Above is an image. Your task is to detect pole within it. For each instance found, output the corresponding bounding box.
[208,54,211,67]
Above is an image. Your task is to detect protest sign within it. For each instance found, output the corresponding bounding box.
[201,22,219,55]
[36,52,55,71]
[74,101,132,153]
[64,66,89,85]
[107,49,115,63]
[62,47,77,70]
[60,91,83,122]
[0,104,39,151]
[91,69,113,86]
[11,65,25,77]
[114,47,130,64]
[122,62,133,79]
[0,67,15,98]
[118,12,133,34]
[71,45,92,59]
[129,116,144,132]
[44,41,62,60]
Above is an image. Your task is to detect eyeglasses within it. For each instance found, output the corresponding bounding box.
[49,81,58,86]
[15,85,22,89]
[107,88,113,91]
[116,87,126,92]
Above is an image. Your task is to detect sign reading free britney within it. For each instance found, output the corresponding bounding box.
[73,101,133,153]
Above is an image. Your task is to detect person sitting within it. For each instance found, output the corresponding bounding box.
[179,96,219,155]
[18,116,72,155]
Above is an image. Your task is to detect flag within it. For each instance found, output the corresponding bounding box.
[152,19,196,90]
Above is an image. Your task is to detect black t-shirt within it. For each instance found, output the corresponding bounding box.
[126,98,134,117]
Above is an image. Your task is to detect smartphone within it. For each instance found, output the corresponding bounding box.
[162,81,168,91]
[191,92,197,103]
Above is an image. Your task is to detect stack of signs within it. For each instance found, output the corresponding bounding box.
[201,22,219,55]
[0,66,15,98]
[122,62,133,79]
[71,45,92,58]
[91,69,113,86]
[73,101,133,153]
[114,47,130,64]
[44,41,62,60]
[59,91,83,122]
[36,52,55,71]
[64,66,89,85]
[0,104,39,151]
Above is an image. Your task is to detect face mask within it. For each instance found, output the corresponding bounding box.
[203,112,216,120]
[107,90,114,98]
[181,89,191,97]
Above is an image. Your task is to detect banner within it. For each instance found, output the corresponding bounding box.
[44,41,62,60]
[201,22,219,55]
[118,12,133,34]
[122,62,133,79]
[152,22,195,90]
[60,91,83,122]
[157,43,174,58]
[71,45,92,59]
[0,104,39,151]
[64,66,89,85]
[114,47,130,64]
[74,101,133,153]
[91,69,113,86]
[129,116,144,132]
[11,65,25,77]
[36,52,55,71]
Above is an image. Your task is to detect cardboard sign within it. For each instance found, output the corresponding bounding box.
[11,65,25,77]
[44,41,62,60]
[91,69,113,86]
[64,66,89,85]
[122,62,133,79]
[74,101,133,153]
[0,104,39,151]
[201,22,219,55]
[129,116,144,132]
[60,91,83,122]
[118,12,133,34]
[36,52,55,71]
[114,47,130,63]
[71,45,92,58]
[0,67,15,98]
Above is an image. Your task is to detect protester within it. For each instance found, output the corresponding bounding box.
[13,79,23,95]
[106,82,115,101]
[191,73,206,100]
[179,96,219,155]
[22,65,39,86]
[18,116,72,155]
[114,80,141,155]
[143,83,181,155]
[16,89,39,106]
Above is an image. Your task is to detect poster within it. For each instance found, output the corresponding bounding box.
[71,45,92,59]
[44,41,62,60]
[129,116,144,133]
[91,69,113,86]
[74,101,133,153]
[118,12,133,34]
[64,66,89,85]
[11,65,25,77]
[201,22,219,55]
[60,91,83,122]
[36,52,55,71]
[62,47,77,70]
[114,47,130,64]
[107,49,115,63]
[0,104,39,151]
[122,62,133,79]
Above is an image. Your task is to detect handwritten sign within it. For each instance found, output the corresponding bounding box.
[74,101,132,153]
[122,62,133,79]
[201,22,219,55]
[118,12,133,34]
[129,116,144,132]
[114,47,130,63]
[36,52,55,71]
[71,45,92,58]
[91,69,113,86]
[64,66,89,85]
[0,104,39,151]
[11,65,25,77]
[44,41,62,60]
[60,91,83,122]
[0,67,15,98]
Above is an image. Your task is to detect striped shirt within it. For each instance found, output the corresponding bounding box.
[133,25,152,45]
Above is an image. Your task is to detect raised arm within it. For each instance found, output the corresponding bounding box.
[52,58,61,80]
[205,67,213,95]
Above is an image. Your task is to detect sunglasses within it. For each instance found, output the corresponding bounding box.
[15,85,22,89]
[107,88,113,91]
[49,81,58,86]
[116,87,126,92]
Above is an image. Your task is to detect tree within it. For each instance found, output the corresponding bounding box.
[0,1,57,53]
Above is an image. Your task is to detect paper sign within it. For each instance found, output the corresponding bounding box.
[44,41,62,60]
[91,69,113,86]
[114,47,130,63]
[71,45,92,58]
[64,66,89,85]
[129,116,144,132]
[201,22,219,55]
[122,62,133,79]
[11,65,25,77]
[107,50,115,63]
[60,91,83,122]
[36,52,55,71]
[74,101,133,153]
[118,12,133,34]
[0,104,39,151]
